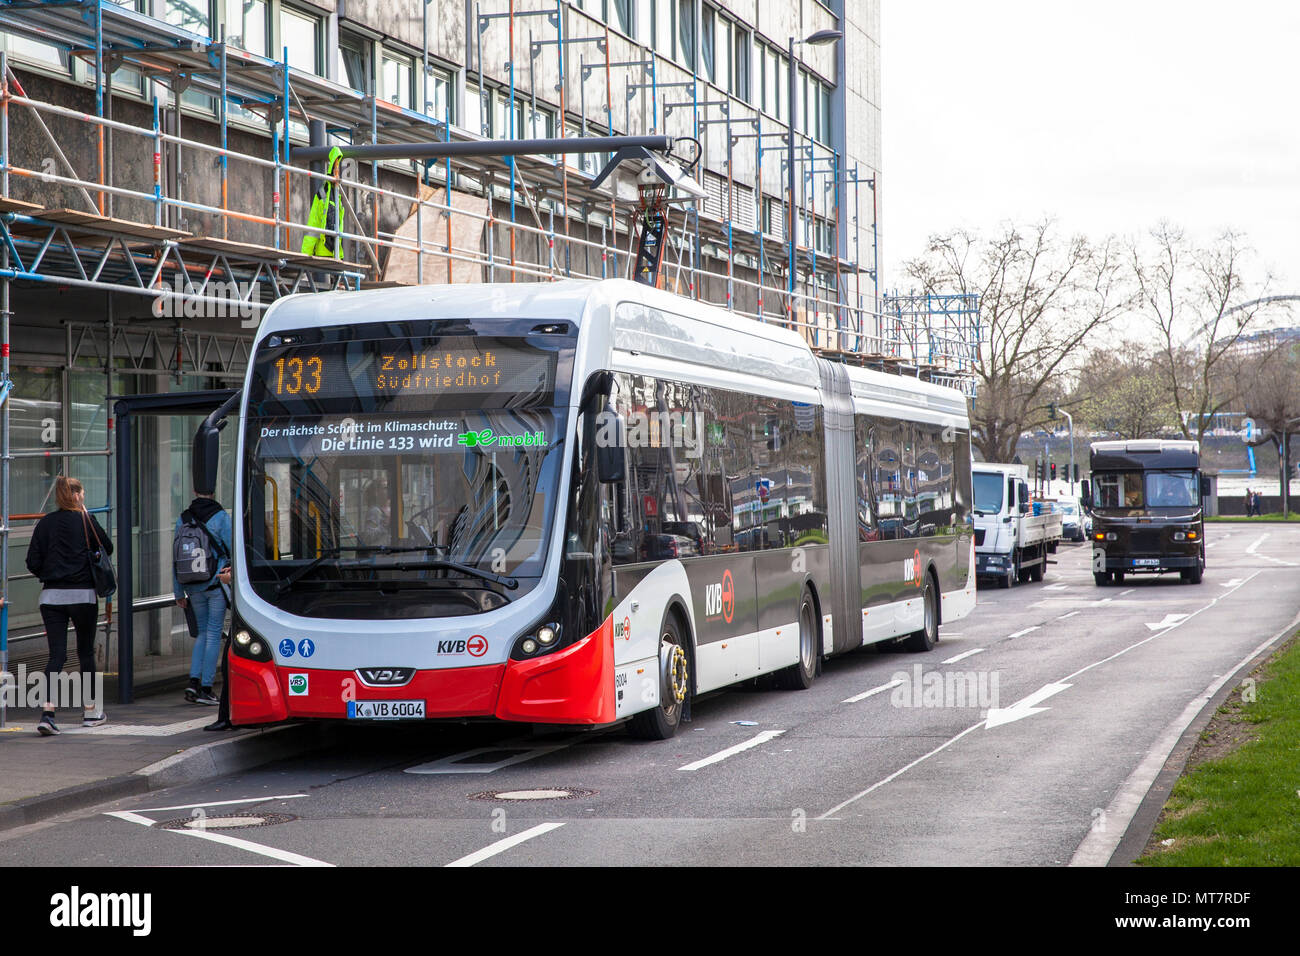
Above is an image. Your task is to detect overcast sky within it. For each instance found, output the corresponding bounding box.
[881,1,1300,296]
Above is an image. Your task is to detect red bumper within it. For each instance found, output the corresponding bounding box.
[229,616,615,726]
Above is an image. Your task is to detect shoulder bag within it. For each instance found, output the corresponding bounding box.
[82,511,117,599]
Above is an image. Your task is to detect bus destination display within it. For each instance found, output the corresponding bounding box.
[256,339,555,403]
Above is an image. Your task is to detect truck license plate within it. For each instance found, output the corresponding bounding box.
[348,700,425,719]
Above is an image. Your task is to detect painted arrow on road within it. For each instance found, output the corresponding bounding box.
[1220,578,1245,588]
[985,682,1072,729]
[1145,613,1189,631]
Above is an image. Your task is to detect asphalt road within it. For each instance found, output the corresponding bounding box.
[4,524,1297,867]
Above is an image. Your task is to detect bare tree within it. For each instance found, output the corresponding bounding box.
[1132,224,1273,442]
[1074,347,1179,439]
[1240,344,1300,505]
[905,219,1131,462]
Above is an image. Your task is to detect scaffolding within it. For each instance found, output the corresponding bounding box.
[0,0,981,706]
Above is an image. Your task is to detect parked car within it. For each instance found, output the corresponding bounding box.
[1059,498,1090,541]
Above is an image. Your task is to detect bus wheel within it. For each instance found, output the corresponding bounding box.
[1093,571,1110,586]
[1187,562,1203,584]
[776,591,818,690]
[628,616,690,740]
[903,575,938,652]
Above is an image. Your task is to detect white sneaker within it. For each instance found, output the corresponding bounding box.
[82,711,107,727]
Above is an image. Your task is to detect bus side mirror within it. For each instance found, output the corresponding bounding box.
[1080,479,1091,509]
[192,390,241,496]
[1200,476,1211,498]
[597,406,626,484]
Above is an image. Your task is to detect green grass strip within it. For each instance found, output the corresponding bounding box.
[1138,635,1300,866]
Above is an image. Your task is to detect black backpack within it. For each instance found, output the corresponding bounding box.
[174,510,225,585]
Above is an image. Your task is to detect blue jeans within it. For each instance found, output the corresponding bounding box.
[186,584,228,687]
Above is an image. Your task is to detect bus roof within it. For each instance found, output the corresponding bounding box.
[1090,439,1200,471]
[254,279,969,415]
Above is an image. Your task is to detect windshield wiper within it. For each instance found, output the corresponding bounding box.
[275,546,517,594]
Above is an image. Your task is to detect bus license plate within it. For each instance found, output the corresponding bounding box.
[348,700,425,720]
[1132,559,1160,567]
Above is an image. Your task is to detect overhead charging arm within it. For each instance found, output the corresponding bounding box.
[193,390,242,496]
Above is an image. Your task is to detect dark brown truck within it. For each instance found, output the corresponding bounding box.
[1081,440,1209,586]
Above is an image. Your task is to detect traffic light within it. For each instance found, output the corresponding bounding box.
[1074,464,1080,482]
[1050,462,1057,481]
[1048,402,1057,420]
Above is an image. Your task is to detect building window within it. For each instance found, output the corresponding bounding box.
[224,0,268,56]
[381,50,414,110]
[675,0,696,68]
[700,5,715,83]
[166,0,212,37]
[731,25,750,101]
[336,33,370,93]
[279,4,322,75]
[606,0,634,37]
[425,64,455,124]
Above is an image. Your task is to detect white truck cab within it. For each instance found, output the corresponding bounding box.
[973,463,1062,588]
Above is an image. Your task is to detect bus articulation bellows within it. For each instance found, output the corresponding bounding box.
[216,280,976,738]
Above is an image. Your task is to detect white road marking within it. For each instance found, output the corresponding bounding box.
[679,730,785,771]
[104,809,332,867]
[941,648,985,664]
[1245,533,1267,554]
[817,571,1264,820]
[1220,578,1245,587]
[1007,626,1040,639]
[984,682,1072,729]
[817,722,985,819]
[1042,584,1069,591]
[1057,610,1081,620]
[938,631,963,637]
[1145,613,1190,631]
[135,794,308,813]
[1117,588,1136,597]
[1071,607,1300,866]
[842,679,904,704]
[445,822,566,867]
[406,740,575,775]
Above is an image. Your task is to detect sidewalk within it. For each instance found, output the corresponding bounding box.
[0,684,330,831]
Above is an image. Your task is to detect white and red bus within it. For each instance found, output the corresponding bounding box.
[220,280,975,738]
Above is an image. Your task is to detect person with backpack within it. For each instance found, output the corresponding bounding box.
[173,490,232,706]
[25,476,113,735]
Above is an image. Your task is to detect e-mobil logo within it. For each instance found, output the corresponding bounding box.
[705,569,736,623]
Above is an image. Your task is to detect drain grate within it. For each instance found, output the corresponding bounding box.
[467,787,597,802]
[155,812,298,831]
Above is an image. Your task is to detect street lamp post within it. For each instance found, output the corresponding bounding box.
[1060,409,1075,497]
[1282,415,1300,518]
[787,30,842,333]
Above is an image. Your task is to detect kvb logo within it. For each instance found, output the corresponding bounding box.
[705,569,736,623]
[614,616,632,642]
[903,549,923,587]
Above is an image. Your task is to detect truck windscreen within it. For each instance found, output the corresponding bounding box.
[973,472,1004,514]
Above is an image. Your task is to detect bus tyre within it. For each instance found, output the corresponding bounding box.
[1094,571,1109,586]
[776,591,818,690]
[1187,562,1203,584]
[902,575,938,652]
[628,616,690,741]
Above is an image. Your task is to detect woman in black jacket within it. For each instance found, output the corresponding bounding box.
[25,475,113,736]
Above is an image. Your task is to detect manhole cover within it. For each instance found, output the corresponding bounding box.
[155,812,298,831]
[468,787,597,802]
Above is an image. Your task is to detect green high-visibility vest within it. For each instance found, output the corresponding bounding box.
[302,148,344,259]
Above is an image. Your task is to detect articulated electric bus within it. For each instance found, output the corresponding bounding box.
[215,280,975,738]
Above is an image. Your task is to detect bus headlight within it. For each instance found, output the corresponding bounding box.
[230,619,272,662]
[1173,532,1186,541]
[537,625,557,646]
[521,639,538,655]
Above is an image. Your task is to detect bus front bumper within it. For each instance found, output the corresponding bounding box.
[229,617,616,726]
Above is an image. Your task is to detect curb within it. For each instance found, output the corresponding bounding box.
[0,721,336,833]
[1108,631,1298,866]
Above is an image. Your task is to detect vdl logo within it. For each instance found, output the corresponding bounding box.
[705,569,736,623]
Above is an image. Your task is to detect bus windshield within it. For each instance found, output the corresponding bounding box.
[1091,470,1198,509]
[972,472,1004,514]
[242,328,573,619]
